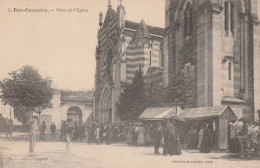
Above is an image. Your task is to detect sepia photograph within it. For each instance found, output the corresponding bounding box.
[0,0,260,168]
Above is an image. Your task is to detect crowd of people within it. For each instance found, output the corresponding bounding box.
[38,119,215,155]
[37,117,260,158]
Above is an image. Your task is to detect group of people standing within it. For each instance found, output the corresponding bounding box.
[125,119,182,156]
[39,121,57,140]
[60,120,85,142]
[86,123,126,145]
[229,118,260,159]
[126,123,152,146]
[186,123,214,153]
[158,119,182,156]
[39,117,260,159]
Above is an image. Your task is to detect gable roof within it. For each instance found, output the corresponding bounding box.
[180,105,237,120]
[139,106,182,120]
[125,20,165,36]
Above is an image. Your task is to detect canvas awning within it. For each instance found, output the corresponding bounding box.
[179,105,237,121]
[138,106,182,120]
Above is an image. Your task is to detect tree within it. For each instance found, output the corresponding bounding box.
[116,69,148,121]
[0,65,53,153]
[163,72,196,108]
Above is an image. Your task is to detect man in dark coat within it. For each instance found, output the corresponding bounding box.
[50,122,56,139]
[162,122,170,155]
[200,124,212,153]
[153,122,162,154]
[165,119,177,156]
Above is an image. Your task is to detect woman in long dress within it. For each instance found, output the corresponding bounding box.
[200,124,212,153]
[144,124,152,146]
[198,125,204,149]
[137,125,145,146]
[126,125,133,145]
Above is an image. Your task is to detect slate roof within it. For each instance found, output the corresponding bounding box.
[125,20,165,36]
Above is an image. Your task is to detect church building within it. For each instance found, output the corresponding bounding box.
[164,0,260,120]
[94,1,165,123]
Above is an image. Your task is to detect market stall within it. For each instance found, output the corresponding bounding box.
[180,105,237,150]
[138,106,182,121]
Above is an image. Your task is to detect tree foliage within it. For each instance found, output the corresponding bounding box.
[158,73,196,107]
[117,70,196,121]
[0,66,54,124]
[116,69,148,121]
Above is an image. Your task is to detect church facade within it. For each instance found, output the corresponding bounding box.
[94,2,164,123]
[164,0,260,120]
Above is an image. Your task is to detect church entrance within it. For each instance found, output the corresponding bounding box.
[103,94,112,124]
[67,106,82,124]
[100,85,113,124]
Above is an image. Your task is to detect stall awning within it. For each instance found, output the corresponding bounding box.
[138,106,182,120]
[180,105,237,121]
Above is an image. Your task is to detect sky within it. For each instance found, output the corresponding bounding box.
[0,0,259,90]
[0,0,165,90]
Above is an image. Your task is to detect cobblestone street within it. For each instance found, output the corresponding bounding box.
[0,133,259,168]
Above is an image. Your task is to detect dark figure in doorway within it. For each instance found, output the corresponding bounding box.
[50,122,56,139]
[200,124,212,153]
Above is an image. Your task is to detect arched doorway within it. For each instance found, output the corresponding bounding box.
[104,94,112,123]
[67,106,82,124]
[100,85,113,124]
